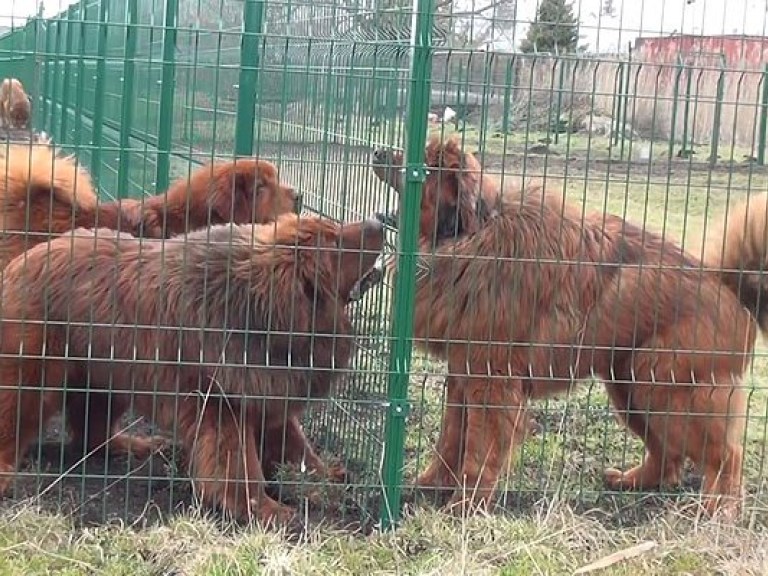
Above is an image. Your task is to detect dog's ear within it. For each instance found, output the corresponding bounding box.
[211,162,259,225]
[212,160,297,225]
[424,136,488,239]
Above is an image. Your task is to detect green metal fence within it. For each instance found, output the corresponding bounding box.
[1,0,768,533]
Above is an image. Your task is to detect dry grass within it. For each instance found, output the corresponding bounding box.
[0,501,766,574]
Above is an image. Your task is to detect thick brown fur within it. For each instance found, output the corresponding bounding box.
[703,192,768,334]
[0,214,384,524]
[0,143,301,463]
[0,78,31,130]
[372,135,767,518]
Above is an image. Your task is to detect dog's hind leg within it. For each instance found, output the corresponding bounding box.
[445,374,528,514]
[0,359,66,494]
[178,399,295,526]
[416,375,466,500]
[603,375,685,491]
[603,349,745,517]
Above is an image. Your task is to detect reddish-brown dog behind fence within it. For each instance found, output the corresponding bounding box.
[371,136,768,518]
[0,78,31,130]
[0,143,302,463]
[0,143,301,269]
[0,214,384,524]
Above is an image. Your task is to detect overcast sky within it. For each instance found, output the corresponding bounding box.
[2,0,767,53]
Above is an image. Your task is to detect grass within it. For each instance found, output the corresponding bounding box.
[1,504,767,574]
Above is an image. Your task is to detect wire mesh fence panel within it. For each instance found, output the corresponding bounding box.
[1,0,768,535]
[0,0,434,531]
[386,0,768,526]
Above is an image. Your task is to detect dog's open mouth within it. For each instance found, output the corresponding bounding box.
[348,212,399,302]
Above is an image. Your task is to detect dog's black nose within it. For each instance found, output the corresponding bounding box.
[372,148,388,163]
[374,210,399,228]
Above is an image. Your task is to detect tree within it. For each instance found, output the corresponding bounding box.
[519,0,580,54]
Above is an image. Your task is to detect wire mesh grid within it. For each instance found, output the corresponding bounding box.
[0,0,767,534]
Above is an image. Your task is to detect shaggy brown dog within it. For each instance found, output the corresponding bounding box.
[371,136,767,517]
[0,78,31,130]
[0,143,300,269]
[0,214,384,523]
[0,143,301,462]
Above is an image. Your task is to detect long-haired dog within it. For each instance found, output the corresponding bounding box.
[0,214,384,524]
[0,143,301,269]
[0,143,301,462]
[371,136,768,517]
[0,78,31,130]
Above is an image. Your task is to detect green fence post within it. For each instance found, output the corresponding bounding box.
[40,18,54,130]
[611,61,623,147]
[710,57,726,167]
[681,61,693,157]
[669,57,684,159]
[758,64,768,165]
[26,15,42,130]
[155,0,179,193]
[234,0,266,156]
[380,0,434,531]
[49,19,64,139]
[117,0,139,197]
[73,1,87,149]
[553,59,565,145]
[60,7,76,146]
[501,56,515,135]
[91,0,110,187]
[619,48,632,161]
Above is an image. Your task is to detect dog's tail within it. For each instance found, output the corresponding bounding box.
[0,142,97,212]
[706,191,768,335]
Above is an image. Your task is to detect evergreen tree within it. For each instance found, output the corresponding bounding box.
[520,0,581,54]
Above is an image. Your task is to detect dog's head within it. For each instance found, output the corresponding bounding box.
[372,147,405,194]
[250,213,385,313]
[209,158,301,225]
[372,136,500,246]
[140,158,302,238]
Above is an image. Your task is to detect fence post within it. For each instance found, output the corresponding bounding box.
[669,57,684,159]
[234,0,266,156]
[501,56,515,135]
[91,0,110,188]
[73,1,88,149]
[758,64,768,166]
[27,13,42,130]
[680,61,694,157]
[60,7,76,146]
[380,0,434,531]
[49,19,64,139]
[155,0,179,194]
[40,17,54,130]
[611,61,623,148]
[117,0,139,198]
[710,57,726,167]
[553,58,566,145]
[619,47,632,161]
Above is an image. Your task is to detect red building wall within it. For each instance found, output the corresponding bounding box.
[634,35,768,68]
